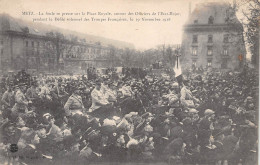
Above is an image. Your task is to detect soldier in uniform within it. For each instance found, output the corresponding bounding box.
[11,83,29,119]
[167,82,180,108]
[105,82,117,104]
[26,81,40,102]
[118,82,137,115]
[197,109,215,162]
[1,83,15,119]
[89,80,113,121]
[180,80,199,110]
[64,85,85,117]
[53,79,69,106]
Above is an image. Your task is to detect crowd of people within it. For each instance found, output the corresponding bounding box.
[0,66,258,165]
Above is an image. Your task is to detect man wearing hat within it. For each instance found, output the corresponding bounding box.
[26,81,40,102]
[38,82,50,102]
[198,109,215,157]
[188,108,200,123]
[64,85,85,116]
[164,137,184,163]
[105,81,117,104]
[120,81,134,98]
[89,80,112,119]
[53,78,69,105]
[166,82,180,108]
[179,80,198,110]
[1,83,15,119]
[11,83,29,117]
[100,78,109,95]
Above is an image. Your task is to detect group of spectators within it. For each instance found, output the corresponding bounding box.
[0,66,258,165]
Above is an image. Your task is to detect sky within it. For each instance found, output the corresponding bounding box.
[0,0,247,51]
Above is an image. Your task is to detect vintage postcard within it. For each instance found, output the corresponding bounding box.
[0,0,259,164]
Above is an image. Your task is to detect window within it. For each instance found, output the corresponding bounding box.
[1,49,3,55]
[0,41,3,45]
[26,41,28,47]
[207,59,212,67]
[208,35,213,43]
[208,16,214,24]
[192,46,198,56]
[192,35,198,43]
[32,41,34,47]
[194,20,198,24]
[223,46,228,56]
[223,34,229,43]
[37,42,40,47]
[207,46,213,56]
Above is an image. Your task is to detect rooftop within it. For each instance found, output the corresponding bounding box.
[185,2,241,25]
[0,13,135,49]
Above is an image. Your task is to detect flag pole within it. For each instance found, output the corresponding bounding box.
[177,55,179,69]
[176,45,179,69]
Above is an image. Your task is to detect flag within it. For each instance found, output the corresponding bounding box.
[173,56,183,84]
[174,56,182,77]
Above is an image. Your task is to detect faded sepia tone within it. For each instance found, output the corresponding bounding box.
[0,0,258,165]
[0,0,236,49]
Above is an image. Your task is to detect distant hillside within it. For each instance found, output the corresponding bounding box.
[0,13,135,49]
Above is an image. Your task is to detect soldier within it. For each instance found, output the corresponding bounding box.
[120,82,134,98]
[53,79,69,105]
[180,80,199,110]
[89,80,114,121]
[39,79,52,101]
[11,83,29,118]
[1,84,15,119]
[105,81,117,104]
[101,79,110,96]
[64,85,85,117]
[118,81,138,115]
[167,82,180,108]
[26,81,40,102]
[89,80,109,113]
[198,109,215,162]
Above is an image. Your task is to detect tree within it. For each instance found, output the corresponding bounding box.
[228,0,259,68]
[121,48,133,67]
[107,45,117,67]
[45,32,78,71]
[143,49,158,67]
[165,46,176,66]
[157,44,166,62]
[241,0,259,67]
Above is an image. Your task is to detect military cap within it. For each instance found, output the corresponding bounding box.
[204,109,215,116]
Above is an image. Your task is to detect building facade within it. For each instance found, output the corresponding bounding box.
[0,14,131,74]
[181,2,246,70]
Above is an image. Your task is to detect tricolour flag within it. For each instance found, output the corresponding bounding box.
[173,56,183,84]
